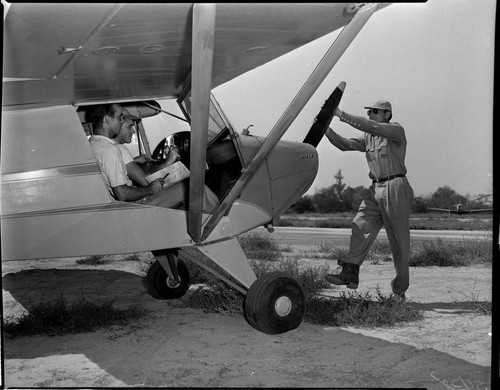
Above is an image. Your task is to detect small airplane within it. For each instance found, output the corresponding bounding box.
[427,204,493,215]
[1,3,388,334]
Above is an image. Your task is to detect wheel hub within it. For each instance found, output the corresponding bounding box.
[166,277,181,289]
[274,296,292,317]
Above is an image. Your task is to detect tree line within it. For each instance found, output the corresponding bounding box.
[289,170,491,214]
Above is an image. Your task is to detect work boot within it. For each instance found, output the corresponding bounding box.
[392,292,406,303]
[325,261,359,289]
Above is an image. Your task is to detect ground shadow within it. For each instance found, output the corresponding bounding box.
[2,268,149,315]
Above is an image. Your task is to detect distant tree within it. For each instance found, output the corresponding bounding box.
[341,185,367,212]
[312,186,338,213]
[289,194,314,214]
[332,170,346,200]
[412,196,427,213]
[427,186,467,208]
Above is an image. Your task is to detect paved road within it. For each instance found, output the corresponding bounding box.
[255,226,490,246]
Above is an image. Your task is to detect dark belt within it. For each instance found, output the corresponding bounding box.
[372,174,405,184]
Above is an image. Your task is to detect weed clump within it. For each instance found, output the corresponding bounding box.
[180,285,244,316]
[306,289,423,327]
[238,232,283,261]
[410,237,491,267]
[76,255,110,265]
[3,296,146,338]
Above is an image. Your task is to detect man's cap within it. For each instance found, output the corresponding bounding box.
[364,99,392,111]
[122,108,140,121]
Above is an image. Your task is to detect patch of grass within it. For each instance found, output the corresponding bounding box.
[180,285,244,315]
[306,288,423,327]
[278,212,493,231]
[238,232,284,261]
[449,279,492,315]
[76,255,110,265]
[3,295,147,338]
[123,254,142,262]
[314,241,392,265]
[312,235,491,268]
[409,236,491,267]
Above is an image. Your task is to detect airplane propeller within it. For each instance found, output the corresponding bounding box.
[303,81,345,147]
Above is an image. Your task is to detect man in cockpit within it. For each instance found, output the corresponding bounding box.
[88,103,218,212]
[114,112,180,187]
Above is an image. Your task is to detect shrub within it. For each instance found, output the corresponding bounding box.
[305,289,423,327]
[238,232,283,261]
[409,237,491,267]
[179,285,244,315]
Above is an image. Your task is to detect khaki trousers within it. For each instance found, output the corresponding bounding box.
[345,176,414,294]
[139,179,219,213]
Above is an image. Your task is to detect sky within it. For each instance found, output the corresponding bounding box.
[208,0,495,199]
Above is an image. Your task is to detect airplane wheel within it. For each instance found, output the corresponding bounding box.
[146,259,190,299]
[244,271,305,335]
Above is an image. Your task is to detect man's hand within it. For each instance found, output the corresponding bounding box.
[165,146,180,166]
[334,107,343,118]
[134,154,153,164]
[149,179,164,194]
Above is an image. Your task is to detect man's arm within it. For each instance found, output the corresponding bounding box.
[325,128,365,152]
[125,161,150,187]
[337,109,404,142]
[112,180,163,201]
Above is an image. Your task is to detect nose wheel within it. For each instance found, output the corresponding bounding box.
[244,271,305,335]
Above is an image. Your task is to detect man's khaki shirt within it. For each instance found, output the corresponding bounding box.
[328,112,408,180]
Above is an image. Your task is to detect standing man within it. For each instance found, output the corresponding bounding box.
[324,99,414,300]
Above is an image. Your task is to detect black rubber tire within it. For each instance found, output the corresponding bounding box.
[244,271,305,335]
[145,259,190,299]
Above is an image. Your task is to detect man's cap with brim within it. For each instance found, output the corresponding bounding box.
[122,108,141,121]
[363,99,392,111]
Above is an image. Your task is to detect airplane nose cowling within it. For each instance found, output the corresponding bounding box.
[266,140,318,218]
[234,136,318,233]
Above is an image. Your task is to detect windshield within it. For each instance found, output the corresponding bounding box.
[178,91,232,142]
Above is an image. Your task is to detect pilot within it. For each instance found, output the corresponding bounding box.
[114,113,180,186]
[88,103,219,212]
[323,99,414,301]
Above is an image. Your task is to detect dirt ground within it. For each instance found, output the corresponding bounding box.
[1,249,492,389]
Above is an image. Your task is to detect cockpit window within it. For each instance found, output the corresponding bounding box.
[178,91,230,142]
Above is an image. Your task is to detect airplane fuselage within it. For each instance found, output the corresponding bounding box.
[0,104,317,261]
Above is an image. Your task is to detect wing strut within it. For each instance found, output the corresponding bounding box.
[200,3,380,241]
[188,3,216,242]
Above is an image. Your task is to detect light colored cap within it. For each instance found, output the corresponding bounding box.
[364,99,392,111]
[122,108,140,121]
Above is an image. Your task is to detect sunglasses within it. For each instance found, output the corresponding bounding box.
[367,108,385,115]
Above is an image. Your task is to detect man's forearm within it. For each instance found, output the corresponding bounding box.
[112,184,154,201]
[326,128,364,152]
[339,111,403,141]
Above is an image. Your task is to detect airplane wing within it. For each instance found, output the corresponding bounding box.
[427,208,453,213]
[3,3,375,108]
[427,207,492,215]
